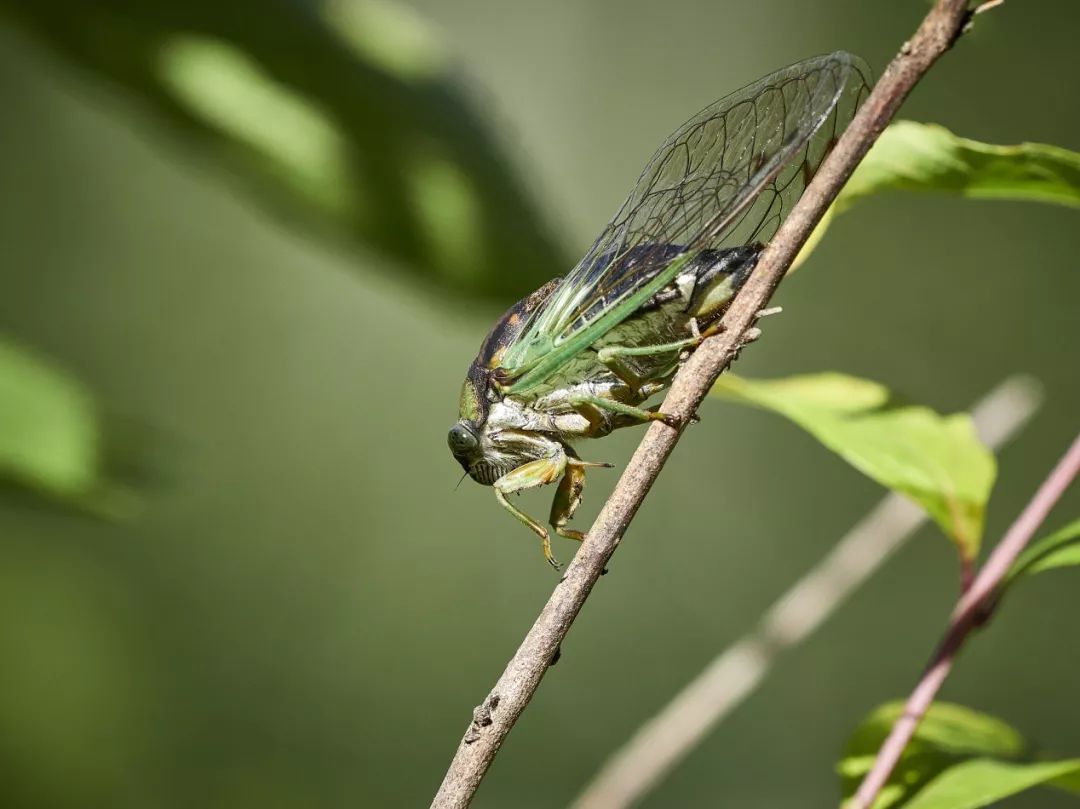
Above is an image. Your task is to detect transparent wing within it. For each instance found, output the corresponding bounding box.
[498,52,870,389]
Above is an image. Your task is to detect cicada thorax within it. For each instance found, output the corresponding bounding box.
[453,242,761,483]
[449,277,567,485]
[457,278,561,429]
[509,243,761,439]
[562,245,760,389]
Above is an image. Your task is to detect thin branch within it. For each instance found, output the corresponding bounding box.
[973,0,1006,16]
[572,377,1042,809]
[851,430,1080,808]
[431,3,980,806]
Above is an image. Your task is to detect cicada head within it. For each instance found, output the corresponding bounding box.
[448,415,562,487]
[449,379,562,487]
[449,357,495,480]
[450,277,565,485]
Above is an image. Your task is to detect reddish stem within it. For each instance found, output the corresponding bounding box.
[959,555,976,594]
[852,432,1080,808]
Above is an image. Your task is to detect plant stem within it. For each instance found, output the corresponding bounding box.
[431,3,980,806]
[571,377,1040,809]
[851,430,1080,809]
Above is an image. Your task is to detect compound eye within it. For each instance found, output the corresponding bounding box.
[447,423,479,454]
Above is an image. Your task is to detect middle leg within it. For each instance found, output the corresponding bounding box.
[548,457,610,542]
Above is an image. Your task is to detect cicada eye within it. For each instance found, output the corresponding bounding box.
[447,422,479,456]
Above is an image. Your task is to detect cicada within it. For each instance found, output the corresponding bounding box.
[448,52,869,568]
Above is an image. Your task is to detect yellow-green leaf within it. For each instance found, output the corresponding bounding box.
[842,702,1026,775]
[0,339,135,516]
[796,121,1080,269]
[713,373,996,559]
[842,121,1080,208]
[1002,518,1080,589]
[839,702,1080,809]
[902,758,1080,809]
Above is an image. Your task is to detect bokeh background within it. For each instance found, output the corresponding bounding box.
[1,1,1078,807]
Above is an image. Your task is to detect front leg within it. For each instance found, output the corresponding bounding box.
[493,450,567,569]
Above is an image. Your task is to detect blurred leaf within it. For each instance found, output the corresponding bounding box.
[901,759,1080,809]
[841,702,1026,777]
[790,202,837,272]
[794,121,1080,270]
[0,339,134,516]
[712,373,996,559]
[839,702,1080,809]
[0,0,569,302]
[1001,518,1080,588]
[1052,768,1080,795]
[843,121,1080,207]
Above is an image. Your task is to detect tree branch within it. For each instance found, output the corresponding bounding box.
[431,2,980,806]
[851,430,1080,808]
[571,377,1041,809]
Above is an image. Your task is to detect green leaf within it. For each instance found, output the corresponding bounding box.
[1,0,568,302]
[841,121,1080,208]
[839,702,1080,809]
[795,121,1080,269]
[0,339,136,516]
[712,373,996,559]
[1002,519,1080,588]
[842,702,1026,774]
[902,758,1080,809]
[1051,767,1080,795]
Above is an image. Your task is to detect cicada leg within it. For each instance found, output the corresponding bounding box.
[568,393,682,428]
[597,334,704,396]
[493,452,567,569]
[549,457,612,542]
[549,461,586,542]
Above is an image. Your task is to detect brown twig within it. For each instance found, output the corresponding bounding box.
[974,0,1006,16]
[851,431,1080,808]
[431,2,982,806]
[571,377,1041,809]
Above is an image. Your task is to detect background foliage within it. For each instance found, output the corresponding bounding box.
[0,0,1078,807]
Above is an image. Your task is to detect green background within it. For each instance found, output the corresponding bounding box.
[1,1,1078,807]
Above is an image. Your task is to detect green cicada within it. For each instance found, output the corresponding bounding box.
[448,52,869,568]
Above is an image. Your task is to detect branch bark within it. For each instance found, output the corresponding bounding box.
[432,2,980,806]
[571,376,1041,809]
[851,430,1080,808]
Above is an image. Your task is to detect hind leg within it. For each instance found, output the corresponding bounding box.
[568,393,681,428]
[597,337,700,394]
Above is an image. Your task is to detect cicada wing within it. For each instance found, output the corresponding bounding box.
[498,52,870,392]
